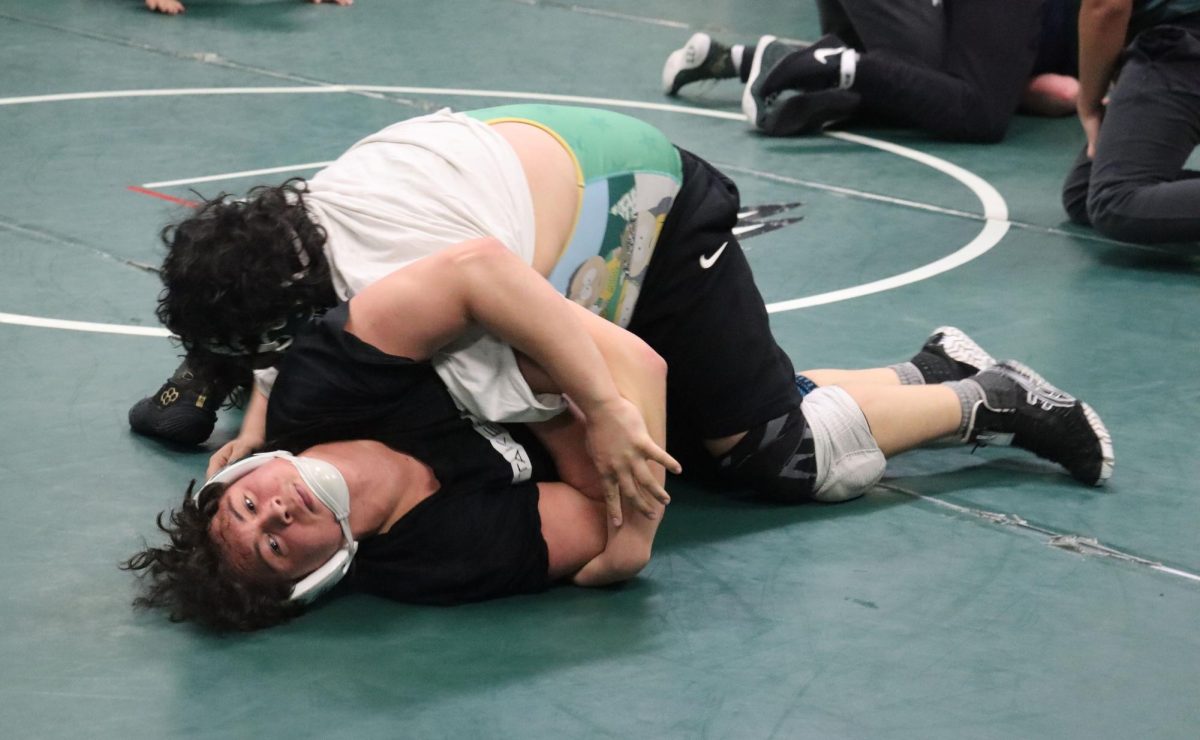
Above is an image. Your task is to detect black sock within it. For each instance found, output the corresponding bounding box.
[909,350,976,384]
[739,44,756,82]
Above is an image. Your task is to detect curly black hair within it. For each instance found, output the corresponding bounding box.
[122,482,304,632]
[177,351,257,411]
[156,179,339,365]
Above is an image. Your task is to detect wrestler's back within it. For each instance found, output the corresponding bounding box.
[491,121,580,277]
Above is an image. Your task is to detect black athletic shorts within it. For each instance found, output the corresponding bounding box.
[627,148,800,461]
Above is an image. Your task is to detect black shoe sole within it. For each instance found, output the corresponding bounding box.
[758,88,861,136]
[128,397,217,446]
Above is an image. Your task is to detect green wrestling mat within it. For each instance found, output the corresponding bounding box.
[0,2,1197,737]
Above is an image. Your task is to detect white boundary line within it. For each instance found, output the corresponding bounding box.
[0,85,752,115]
[0,312,171,337]
[0,85,1010,336]
[765,130,1010,313]
[144,161,333,189]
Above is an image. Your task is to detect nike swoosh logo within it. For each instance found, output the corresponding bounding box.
[814,46,847,64]
[699,241,728,269]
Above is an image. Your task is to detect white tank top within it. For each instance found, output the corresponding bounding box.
[255,109,564,422]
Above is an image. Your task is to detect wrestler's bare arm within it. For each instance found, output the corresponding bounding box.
[348,237,679,524]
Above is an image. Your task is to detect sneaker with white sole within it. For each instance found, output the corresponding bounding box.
[742,35,797,128]
[662,32,736,96]
[911,326,997,383]
[758,33,857,95]
[964,360,1115,486]
[743,34,855,130]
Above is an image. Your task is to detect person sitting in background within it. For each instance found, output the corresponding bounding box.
[1061,0,1200,245]
[662,0,1078,139]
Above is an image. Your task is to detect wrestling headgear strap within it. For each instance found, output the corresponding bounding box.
[197,451,358,604]
[197,307,315,357]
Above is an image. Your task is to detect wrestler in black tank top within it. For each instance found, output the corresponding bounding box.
[265,303,556,604]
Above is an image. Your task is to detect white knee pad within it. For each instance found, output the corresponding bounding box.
[802,386,885,503]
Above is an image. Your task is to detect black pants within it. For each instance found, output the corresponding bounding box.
[816,0,1044,142]
[1061,19,1200,245]
[628,149,800,471]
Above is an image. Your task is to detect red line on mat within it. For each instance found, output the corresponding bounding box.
[127,186,199,208]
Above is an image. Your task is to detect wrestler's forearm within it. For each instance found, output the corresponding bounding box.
[457,239,679,520]
[241,387,269,441]
[529,321,667,585]
[351,237,677,521]
[563,302,668,450]
[206,388,268,477]
[450,239,626,418]
[571,502,661,586]
[347,237,620,407]
[527,414,607,499]
[522,302,673,520]
[1077,0,1131,117]
[523,304,670,466]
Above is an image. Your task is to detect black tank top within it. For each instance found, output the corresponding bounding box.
[265,303,554,604]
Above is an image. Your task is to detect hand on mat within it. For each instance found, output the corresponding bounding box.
[207,435,263,478]
[583,396,680,527]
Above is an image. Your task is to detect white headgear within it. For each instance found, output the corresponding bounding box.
[198,451,357,603]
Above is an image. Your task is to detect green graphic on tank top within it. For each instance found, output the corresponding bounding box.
[561,172,677,326]
[466,104,683,326]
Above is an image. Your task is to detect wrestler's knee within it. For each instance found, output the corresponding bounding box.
[804,386,885,503]
[717,386,884,504]
[934,99,1010,143]
[1086,185,1149,244]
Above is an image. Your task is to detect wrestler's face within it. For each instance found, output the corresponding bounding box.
[209,460,344,584]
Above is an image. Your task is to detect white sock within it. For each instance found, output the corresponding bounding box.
[839,49,859,89]
[731,45,745,70]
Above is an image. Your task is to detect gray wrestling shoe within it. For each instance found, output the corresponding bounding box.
[964,360,1114,486]
[662,32,737,96]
